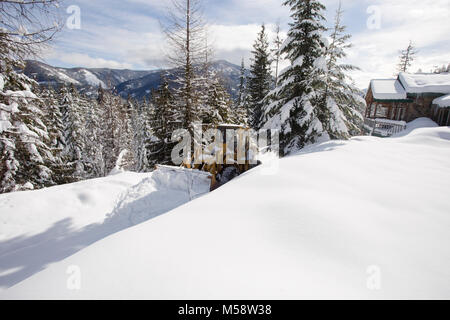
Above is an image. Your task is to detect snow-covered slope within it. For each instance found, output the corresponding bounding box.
[0,169,210,292]
[1,119,450,299]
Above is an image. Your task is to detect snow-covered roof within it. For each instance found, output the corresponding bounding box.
[370,79,407,101]
[398,72,450,94]
[432,94,450,108]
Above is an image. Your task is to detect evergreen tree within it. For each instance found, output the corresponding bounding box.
[97,85,127,174]
[60,84,87,181]
[130,97,151,172]
[204,76,232,125]
[0,68,55,192]
[248,24,272,130]
[83,96,104,178]
[262,0,328,155]
[39,85,66,184]
[118,96,138,171]
[237,58,246,107]
[148,79,180,166]
[321,3,364,138]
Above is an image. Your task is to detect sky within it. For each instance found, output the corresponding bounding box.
[43,0,450,89]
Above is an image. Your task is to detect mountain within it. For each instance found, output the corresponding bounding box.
[23,60,245,100]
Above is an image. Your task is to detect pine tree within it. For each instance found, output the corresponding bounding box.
[237,58,246,107]
[129,97,149,172]
[148,78,180,166]
[39,85,66,184]
[262,0,328,155]
[97,85,128,174]
[0,68,55,192]
[83,96,104,178]
[118,96,138,171]
[397,41,418,74]
[204,76,232,124]
[234,59,250,125]
[321,3,364,138]
[59,84,87,181]
[248,24,272,130]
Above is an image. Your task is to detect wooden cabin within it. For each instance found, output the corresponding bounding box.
[365,72,450,135]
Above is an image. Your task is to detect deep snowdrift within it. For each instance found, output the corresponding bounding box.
[0,169,210,292]
[1,119,450,299]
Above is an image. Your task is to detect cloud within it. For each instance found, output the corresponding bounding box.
[46,51,133,69]
[44,0,449,90]
[346,0,450,87]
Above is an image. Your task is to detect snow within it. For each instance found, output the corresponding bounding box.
[370,79,407,100]
[0,167,211,292]
[373,118,406,126]
[399,72,450,94]
[433,94,450,108]
[1,120,450,299]
[0,74,4,91]
[79,69,106,87]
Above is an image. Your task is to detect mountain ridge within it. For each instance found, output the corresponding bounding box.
[23,60,245,100]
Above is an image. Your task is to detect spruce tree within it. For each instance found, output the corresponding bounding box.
[60,84,87,181]
[248,24,272,130]
[237,58,246,107]
[148,79,180,166]
[0,68,55,192]
[83,96,104,178]
[262,0,328,155]
[97,85,127,174]
[39,85,66,184]
[204,76,232,125]
[321,3,364,138]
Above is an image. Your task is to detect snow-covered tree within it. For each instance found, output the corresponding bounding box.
[148,79,180,166]
[118,96,138,171]
[59,84,87,181]
[320,3,364,138]
[130,97,152,172]
[248,24,272,130]
[237,58,247,108]
[263,0,328,155]
[38,85,66,183]
[203,76,232,124]
[97,85,128,175]
[0,69,55,192]
[163,0,207,136]
[83,96,104,178]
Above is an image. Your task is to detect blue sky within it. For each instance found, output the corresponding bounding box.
[43,0,450,88]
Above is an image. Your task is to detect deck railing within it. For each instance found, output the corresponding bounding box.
[364,118,407,137]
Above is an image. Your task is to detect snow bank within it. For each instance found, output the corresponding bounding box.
[399,72,450,94]
[2,124,450,299]
[391,117,438,138]
[0,172,151,290]
[0,167,211,292]
[433,94,450,108]
[0,172,150,251]
[370,79,407,100]
[107,166,211,227]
